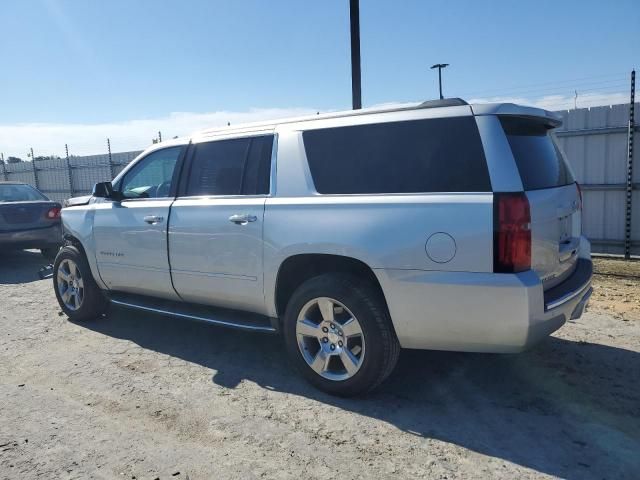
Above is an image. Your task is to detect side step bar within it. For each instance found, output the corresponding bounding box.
[108,292,277,333]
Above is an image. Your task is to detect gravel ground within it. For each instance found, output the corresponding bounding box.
[591,258,640,322]
[1,251,639,480]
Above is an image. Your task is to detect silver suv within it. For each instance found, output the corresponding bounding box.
[53,99,593,396]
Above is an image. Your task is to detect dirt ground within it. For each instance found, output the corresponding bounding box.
[1,251,639,480]
[590,258,640,322]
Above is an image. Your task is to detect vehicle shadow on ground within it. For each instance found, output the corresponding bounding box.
[0,250,51,284]
[83,307,640,479]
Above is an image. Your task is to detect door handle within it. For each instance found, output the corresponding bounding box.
[143,215,164,224]
[229,214,257,225]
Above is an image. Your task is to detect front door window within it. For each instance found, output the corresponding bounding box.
[120,147,182,199]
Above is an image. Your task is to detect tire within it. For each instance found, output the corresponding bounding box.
[41,247,60,261]
[283,273,400,397]
[53,245,107,321]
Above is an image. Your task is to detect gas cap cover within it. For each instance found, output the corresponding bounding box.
[425,232,457,263]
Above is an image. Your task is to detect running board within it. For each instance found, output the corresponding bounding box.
[108,292,277,333]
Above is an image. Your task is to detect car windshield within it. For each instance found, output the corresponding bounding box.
[0,184,48,202]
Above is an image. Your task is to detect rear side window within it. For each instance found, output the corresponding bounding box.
[302,117,491,194]
[500,117,574,191]
[184,135,273,196]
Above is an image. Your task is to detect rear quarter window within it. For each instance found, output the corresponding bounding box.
[302,117,491,194]
[500,117,575,191]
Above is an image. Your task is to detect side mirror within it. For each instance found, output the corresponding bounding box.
[92,182,114,199]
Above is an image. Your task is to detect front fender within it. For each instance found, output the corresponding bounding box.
[61,205,106,289]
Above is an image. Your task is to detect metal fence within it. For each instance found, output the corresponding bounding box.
[555,102,638,257]
[1,103,638,257]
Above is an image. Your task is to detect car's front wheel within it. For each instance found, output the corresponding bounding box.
[283,273,400,396]
[53,245,107,321]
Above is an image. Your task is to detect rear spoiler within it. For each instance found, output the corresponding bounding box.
[471,103,562,128]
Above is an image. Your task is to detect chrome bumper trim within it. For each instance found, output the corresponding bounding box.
[545,279,592,311]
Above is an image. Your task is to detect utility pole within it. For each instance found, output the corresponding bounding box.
[349,0,362,109]
[430,63,449,100]
[624,69,636,259]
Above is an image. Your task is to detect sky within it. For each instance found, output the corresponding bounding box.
[0,0,638,158]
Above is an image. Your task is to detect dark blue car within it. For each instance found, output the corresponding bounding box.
[0,181,62,259]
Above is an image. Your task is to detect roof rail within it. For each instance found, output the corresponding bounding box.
[418,98,468,108]
[194,98,472,137]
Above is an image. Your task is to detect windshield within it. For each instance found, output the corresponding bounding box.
[0,184,48,202]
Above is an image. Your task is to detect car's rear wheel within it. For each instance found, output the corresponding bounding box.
[283,273,400,396]
[53,245,106,321]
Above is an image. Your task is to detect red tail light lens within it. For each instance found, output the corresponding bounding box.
[494,193,531,273]
[45,207,61,219]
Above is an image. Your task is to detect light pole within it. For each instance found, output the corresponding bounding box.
[350,0,362,109]
[430,63,449,100]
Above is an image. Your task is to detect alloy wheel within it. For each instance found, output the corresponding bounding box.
[56,259,85,311]
[295,297,366,381]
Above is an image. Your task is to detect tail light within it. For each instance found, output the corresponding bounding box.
[45,206,61,219]
[494,193,531,273]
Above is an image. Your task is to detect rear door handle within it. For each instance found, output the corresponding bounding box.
[229,214,257,225]
[143,215,164,224]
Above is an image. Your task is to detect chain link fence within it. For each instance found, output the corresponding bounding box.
[0,149,142,203]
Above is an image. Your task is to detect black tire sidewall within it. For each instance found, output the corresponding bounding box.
[283,274,395,396]
[53,246,105,321]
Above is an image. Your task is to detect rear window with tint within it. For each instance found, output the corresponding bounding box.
[303,117,491,194]
[0,184,47,202]
[500,117,574,190]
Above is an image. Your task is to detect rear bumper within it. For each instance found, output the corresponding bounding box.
[375,236,593,353]
[0,224,62,249]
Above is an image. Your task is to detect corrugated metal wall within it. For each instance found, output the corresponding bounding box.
[554,103,638,257]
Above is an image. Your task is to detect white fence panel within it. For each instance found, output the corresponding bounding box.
[554,103,638,257]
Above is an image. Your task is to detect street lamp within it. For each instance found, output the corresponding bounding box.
[430,63,449,100]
